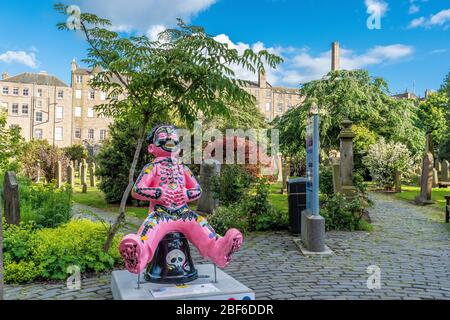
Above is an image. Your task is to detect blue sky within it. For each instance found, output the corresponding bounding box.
[0,0,449,96]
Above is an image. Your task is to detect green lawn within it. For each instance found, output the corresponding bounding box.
[71,176,149,219]
[268,182,288,214]
[394,185,449,210]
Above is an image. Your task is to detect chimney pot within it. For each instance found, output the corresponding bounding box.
[2,72,9,80]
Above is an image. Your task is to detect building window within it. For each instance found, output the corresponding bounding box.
[265,90,271,99]
[88,129,94,140]
[57,90,64,99]
[75,106,82,117]
[37,89,42,97]
[13,87,19,96]
[87,107,94,118]
[265,102,271,112]
[35,111,43,122]
[22,104,29,115]
[55,127,63,141]
[37,100,42,108]
[277,103,283,112]
[89,91,95,100]
[12,103,19,115]
[56,106,64,119]
[34,129,43,140]
[100,129,107,140]
[23,88,29,96]
[75,90,82,99]
[2,87,8,95]
[100,91,106,101]
[75,128,81,139]
[76,75,82,84]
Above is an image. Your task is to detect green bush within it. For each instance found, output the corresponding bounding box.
[320,193,365,231]
[3,219,123,283]
[63,144,88,163]
[211,165,252,206]
[319,165,334,197]
[96,116,152,203]
[210,179,287,234]
[18,177,72,228]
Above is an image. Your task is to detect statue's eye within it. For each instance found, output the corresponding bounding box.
[178,257,183,262]
[171,258,177,263]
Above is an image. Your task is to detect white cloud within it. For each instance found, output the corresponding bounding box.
[409,8,450,29]
[0,51,38,68]
[365,0,389,17]
[146,25,167,41]
[213,34,414,87]
[76,0,217,33]
[409,4,420,14]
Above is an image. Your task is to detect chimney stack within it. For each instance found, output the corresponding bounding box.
[71,59,77,72]
[331,42,340,71]
[258,70,267,89]
[2,72,9,80]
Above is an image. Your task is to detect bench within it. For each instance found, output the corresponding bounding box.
[446,195,450,224]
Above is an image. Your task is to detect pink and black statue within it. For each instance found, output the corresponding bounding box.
[119,125,243,282]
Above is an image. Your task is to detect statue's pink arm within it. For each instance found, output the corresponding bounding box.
[131,164,162,201]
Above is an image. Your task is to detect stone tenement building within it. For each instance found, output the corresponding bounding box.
[2,42,346,148]
[0,71,73,147]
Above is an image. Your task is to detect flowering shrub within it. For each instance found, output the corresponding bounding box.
[364,138,412,190]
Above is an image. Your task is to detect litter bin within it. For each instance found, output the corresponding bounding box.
[287,177,307,235]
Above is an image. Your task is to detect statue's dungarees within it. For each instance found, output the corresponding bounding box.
[119,157,243,274]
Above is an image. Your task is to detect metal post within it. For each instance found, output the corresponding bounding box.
[137,273,140,289]
[214,264,217,283]
[312,115,320,216]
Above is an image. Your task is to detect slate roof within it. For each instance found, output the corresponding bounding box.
[1,72,68,87]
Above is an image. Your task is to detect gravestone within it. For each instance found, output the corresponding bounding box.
[56,160,62,188]
[89,162,96,187]
[339,120,357,199]
[434,159,441,173]
[3,172,20,225]
[36,161,41,183]
[432,168,439,188]
[78,162,82,178]
[395,170,402,193]
[332,162,341,193]
[67,161,75,189]
[441,160,449,182]
[81,160,87,193]
[196,159,221,214]
[415,152,434,205]
[276,153,283,182]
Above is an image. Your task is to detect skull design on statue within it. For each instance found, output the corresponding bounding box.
[166,249,186,270]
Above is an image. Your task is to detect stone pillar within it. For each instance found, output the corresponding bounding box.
[56,160,62,188]
[339,120,356,198]
[67,161,75,189]
[395,170,402,193]
[36,161,41,183]
[332,161,341,194]
[441,160,449,182]
[3,172,20,225]
[276,153,283,183]
[415,151,434,205]
[196,160,221,214]
[331,41,340,71]
[432,168,439,188]
[81,160,87,193]
[89,162,96,187]
[281,157,289,195]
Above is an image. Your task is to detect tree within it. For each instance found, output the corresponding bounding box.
[417,92,449,147]
[0,111,23,173]
[439,70,450,97]
[55,4,282,251]
[272,70,425,163]
[63,144,88,163]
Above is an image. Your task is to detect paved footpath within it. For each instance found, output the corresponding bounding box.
[4,193,449,300]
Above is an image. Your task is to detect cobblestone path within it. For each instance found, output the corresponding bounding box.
[4,193,449,300]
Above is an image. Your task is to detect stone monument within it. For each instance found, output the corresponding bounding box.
[339,119,357,199]
[3,172,20,225]
[415,133,434,205]
[196,159,221,214]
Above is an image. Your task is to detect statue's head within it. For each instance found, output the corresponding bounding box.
[147,125,180,158]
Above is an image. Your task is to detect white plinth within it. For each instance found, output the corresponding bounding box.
[111,264,255,300]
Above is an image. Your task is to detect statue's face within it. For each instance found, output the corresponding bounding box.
[148,126,180,157]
